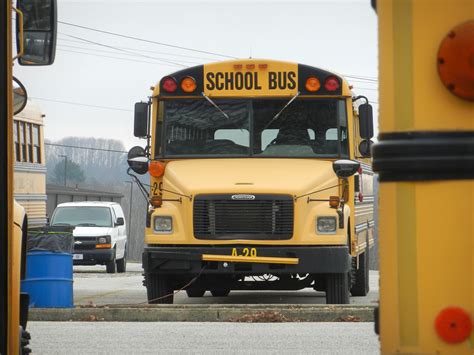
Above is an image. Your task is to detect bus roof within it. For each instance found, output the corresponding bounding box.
[152,59,352,98]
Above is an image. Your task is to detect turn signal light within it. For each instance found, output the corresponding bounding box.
[150,195,163,208]
[435,307,472,343]
[181,76,197,93]
[324,76,340,91]
[149,161,165,177]
[305,77,321,92]
[329,196,340,208]
[96,243,112,249]
[162,77,177,93]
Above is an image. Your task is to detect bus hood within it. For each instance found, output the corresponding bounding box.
[162,158,339,197]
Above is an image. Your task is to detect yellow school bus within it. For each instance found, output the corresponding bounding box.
[128,59,375,304]
[373,0,473,353]
[14,102,48,228]
[1,0,57,353]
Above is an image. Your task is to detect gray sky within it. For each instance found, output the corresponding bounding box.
[14,0,378,150]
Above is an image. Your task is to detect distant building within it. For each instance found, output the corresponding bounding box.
[46,184,123,219]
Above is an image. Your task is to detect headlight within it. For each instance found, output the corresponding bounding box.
[154,216,173,233]
[317,217,337,234]
[97,236,110,244]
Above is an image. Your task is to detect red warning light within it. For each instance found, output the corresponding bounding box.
[435,307,472,344]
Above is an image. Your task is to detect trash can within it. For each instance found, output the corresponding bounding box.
[21,226,74,308]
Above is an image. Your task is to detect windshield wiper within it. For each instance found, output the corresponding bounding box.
[76,223,99,227]
[263,91,301,130]
[201,92,244,132]
[201,92,231,120]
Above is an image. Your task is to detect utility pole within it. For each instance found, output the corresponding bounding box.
[59,154,67,186]
[124,181,133,246]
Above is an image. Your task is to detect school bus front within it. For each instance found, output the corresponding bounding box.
[129,59,375,304]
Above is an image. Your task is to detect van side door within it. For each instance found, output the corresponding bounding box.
[112,205,127,258]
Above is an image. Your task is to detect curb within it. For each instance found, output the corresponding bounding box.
[29,304,375,322]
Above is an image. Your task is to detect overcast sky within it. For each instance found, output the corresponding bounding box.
[14,0,378,150]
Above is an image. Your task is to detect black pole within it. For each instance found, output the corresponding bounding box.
[0,1,10,352]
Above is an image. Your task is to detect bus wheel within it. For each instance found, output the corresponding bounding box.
[326,273,350,304]
[210,289,230,297]
[186,288,206,297]
[350,236,370,296]
[146,273,174,304]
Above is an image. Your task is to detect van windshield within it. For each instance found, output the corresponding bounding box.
[51,207,113,227]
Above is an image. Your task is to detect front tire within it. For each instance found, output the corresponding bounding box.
[146,273,174,304]
[116,246,127,273]
[326,273,350,304]
[106,257,116,274]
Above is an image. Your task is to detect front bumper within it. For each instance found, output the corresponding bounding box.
[143,245,350,275]
[73,248,114,265]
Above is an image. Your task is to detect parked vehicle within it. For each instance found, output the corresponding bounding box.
[50,201,127,273]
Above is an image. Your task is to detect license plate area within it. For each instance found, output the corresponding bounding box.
[231,247,257,258]
[73,254,83,260]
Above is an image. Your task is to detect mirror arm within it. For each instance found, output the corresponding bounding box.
[12,6,24,61]
[126,168,150,203]
[146,98,152,158]
[352,95,370,104]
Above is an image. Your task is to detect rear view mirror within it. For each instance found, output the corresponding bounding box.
[16,0,57,66]
[358,139,373,158]
[333,160,360,178]
[13,77,28,115]
[127,146,148,175]
[134,102,149,138]
[358,104,374,139]
[115,217,125,226]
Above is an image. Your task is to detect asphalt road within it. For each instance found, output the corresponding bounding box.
[72,263,379,306]
[28,321,380,354]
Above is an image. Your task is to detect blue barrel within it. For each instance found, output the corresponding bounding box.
[21,251,73,308]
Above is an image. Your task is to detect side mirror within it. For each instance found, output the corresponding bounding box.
[358,139,373,158]
[134,102,149,138]
[127,146,148,175]
[16,0,57,66]
[13,77,28,115]
[115,217,125,226]
[333,159,360,178]
[358,103,374,139]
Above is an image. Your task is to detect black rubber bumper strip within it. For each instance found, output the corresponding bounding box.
[372,131,474,182]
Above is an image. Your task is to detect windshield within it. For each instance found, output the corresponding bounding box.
[160,98,348,158]
[51,207,112,227]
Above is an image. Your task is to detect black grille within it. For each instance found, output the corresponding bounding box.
[193,194,293,240]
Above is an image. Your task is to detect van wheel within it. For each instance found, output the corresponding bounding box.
[210,289,230,297]
[186,288,205,297]
[146,273,174,304]
[326,273,350,304]
[116,247,127,273]
[106,257,116,273]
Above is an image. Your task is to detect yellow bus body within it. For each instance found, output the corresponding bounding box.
[375,0,474,353]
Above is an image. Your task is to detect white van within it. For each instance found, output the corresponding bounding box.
[50,201,128,273]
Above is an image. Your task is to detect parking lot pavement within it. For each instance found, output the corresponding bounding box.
[73,263,379,306]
